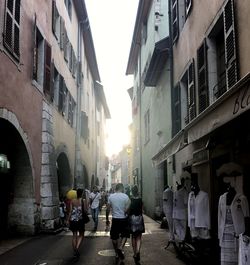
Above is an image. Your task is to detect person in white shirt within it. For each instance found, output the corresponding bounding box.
[107,183,131,263]
[89,186,101,231]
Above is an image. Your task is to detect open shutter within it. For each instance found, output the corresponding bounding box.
[52,0,56,35]
[58,75,64,112]
[60,17,65,50]
[62,81,67,116]
[50,60,55,101]
[188,60,196,121]
[223,0,237,89]
[32,14,37,80]
[197,40,208,113]
[44,41,52,95]
[172,0,179,43]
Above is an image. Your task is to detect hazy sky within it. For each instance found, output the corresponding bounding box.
[85,0,139,157]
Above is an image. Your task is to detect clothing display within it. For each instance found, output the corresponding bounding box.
[163,187,174,240]
[173,187,188,241]
[218,191,250,265]
[188,190,210,239]
[239,233,250,265]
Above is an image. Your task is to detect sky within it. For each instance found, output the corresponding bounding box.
[84,0,139,157]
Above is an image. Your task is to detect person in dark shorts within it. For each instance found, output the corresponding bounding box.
[107,183,131,263]
[129,185,145,265]
[66,188,87,260]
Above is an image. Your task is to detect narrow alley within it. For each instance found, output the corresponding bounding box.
[0,207,185,265]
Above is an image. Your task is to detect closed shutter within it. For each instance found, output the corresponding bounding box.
[173,83,181,135]
[197,40,208,113]
[44,41,52,95]
[77,61,82,85]
[188,60,196,121]
[223,0,237,89]
[52,0,56,35]
[4,0,20,60]
[32,14,37,80]
[172,0,179,43]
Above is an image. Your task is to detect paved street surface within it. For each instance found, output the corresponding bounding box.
[0,207,185,265]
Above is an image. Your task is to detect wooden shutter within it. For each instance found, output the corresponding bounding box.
[173,83,181,135]
[4,0,20,59]
[223,0,237,89]
[52,0,56,35]
[44,41,52,95]
[60,17,65,50]
[32,14,37,80]
[185,0,192,16]
[188,60,196,121]
[58,75,64,112]
[197,41,208,113]
[50,60,55,101]
[62,81,67,115]
[172,0,179,43]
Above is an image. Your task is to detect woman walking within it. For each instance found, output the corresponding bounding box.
[66,188,87,260]
[129,185,145,265]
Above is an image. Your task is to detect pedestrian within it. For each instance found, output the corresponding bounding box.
[107,183,131,264]
[162,185,174,244]
[89,185,101,231]
[59,196,66,228]
[128,185,145,265]
[66,188,87,260]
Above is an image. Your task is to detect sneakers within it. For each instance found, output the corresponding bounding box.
[117,248,125,260]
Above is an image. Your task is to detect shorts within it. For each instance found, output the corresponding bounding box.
[69,219,85,233]
[110,218,130,240]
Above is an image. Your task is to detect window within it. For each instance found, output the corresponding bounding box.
[197,41,208,113]
[58,76,68,115]
[81,111,89,140]
[142,20,148,44]
[4,0,21,60]
[52,66,60,106]
[206,0,237,101]
[64,0,72,20]
[68,94,75,127]
[180,60,196,125]
[144,109,150,144]
[172,0,179,43]
[185,0,192,17]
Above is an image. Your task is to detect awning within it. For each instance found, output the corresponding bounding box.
[152,131,184,167]
[144,37,169,87]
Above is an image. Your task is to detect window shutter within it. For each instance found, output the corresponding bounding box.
[44,41,52,95]
[223,0,237,89]
[188,60,196,121]
[62,81,68,115]
[52,0,56,35]
[64,33,69,61]
[185,0,192,16]
[197,41,208,113]
[77,61,82,85]
[32,14,37,80]
[60,17,65,50]
[50,60,55,101]
[4,0,20,59]
[58,75,64,112]
[172,0,179,43]
[173,83,181,135]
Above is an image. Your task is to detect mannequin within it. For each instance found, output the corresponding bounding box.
[218,178,249,265]
[188,181,210,239]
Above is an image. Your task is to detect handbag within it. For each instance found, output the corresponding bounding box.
[130,214,145,233]
[82,199,90,224]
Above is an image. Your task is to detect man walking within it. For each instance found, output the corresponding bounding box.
[107,183,131,263]
[89,186,101,231]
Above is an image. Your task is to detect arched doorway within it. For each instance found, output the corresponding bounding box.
[0,118,34,238]
[57,152,71,198]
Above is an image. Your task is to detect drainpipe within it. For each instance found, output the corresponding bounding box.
[168,0,174,137]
